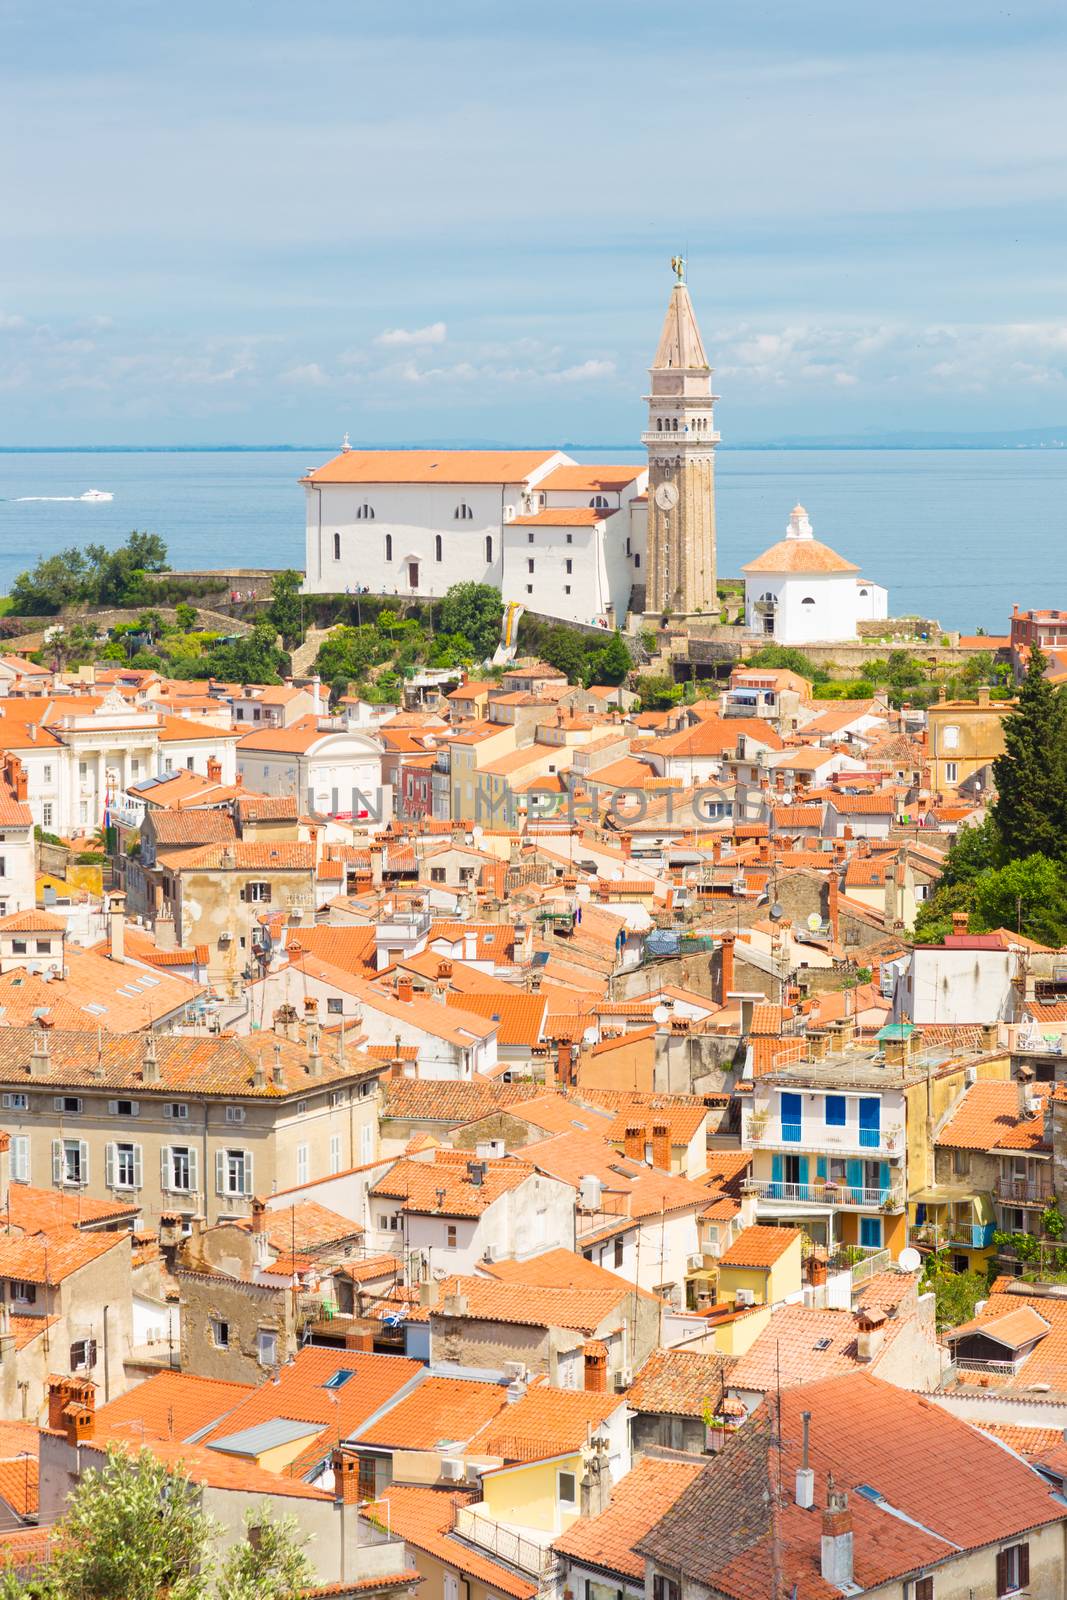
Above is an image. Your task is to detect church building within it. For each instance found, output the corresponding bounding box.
[300,266,723,629]
[742,504,887,645]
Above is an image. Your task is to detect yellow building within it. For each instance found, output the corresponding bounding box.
[716,1225,803,1309]
[927,687,1016,795]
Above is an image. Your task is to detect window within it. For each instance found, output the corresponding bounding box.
[557,1470,577,1508]
[942,724,960,750]
[634,553,640,568]
[358,1455,377,1501]
[218,1148,252,1196]
[70,1338,97,1371]
[244,881,272,904]
[946,761,958,784]
[54,1096,82,1115]
[164,1102,189,1121]
[225,1106,246,1124]
[589,494,609,509]
[527,531,535,544]
[34,939,49,955]
[1,1094,27,1112]
[42,804,52,828]
[435,534,443,561]
[526,585,533,595]
[79,761,88,781]
[952,1149,970,1177]
[108,1099,139,1118]
[325,997,343,1017]
[455,503,473,521]
[329,1133,342,1174]
[430,867,446,883]
[333,532,341,561]
[860,1216,882,1249]
[297,1144,309,1185]
[324,1367,358,1389]
[107,1142,142,1190]
[564,585,571,595]
[54,1139,88,1187]
[614,1236,624,1268]
[11,1137,29,1185]
[356,503,375,520]
[11,1281,35,1305]
[485,535,493,563]
[653,1577,680,1600]
[997,1543,1029,1596]
[331,1089,348,1108]
[211,1317,230,1349]
[446,1224,457,1247]
[801,596,815,606]
[42,765,52,784]
[825,1094,846,1127]
[527,559,535,574]
[167,1146,195,1192]
[385,534,393,561]
[257,1328,277,1366]
[566,533,573,544]
[565,559,573,575]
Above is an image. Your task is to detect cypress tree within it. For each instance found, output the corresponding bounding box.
[992,647,1067,863]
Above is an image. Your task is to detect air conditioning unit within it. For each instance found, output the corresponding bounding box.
[612,1367,633,1391]
[440,1458,465,1482]
[964,1066,978,1087]
[503,1361,527,1382]
[735,1288,756,1308]
[687,1253,705,1272]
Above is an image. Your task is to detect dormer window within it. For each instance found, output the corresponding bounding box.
[590,495,610,510]
[355,504,375,520]
[455,503,474,521]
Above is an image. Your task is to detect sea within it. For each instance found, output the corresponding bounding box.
[0,446,1064,634]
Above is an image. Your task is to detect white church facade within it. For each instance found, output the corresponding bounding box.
[301,447,648,628]
[742,505,887,646]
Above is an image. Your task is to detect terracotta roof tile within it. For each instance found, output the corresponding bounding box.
[626,1348,731,1418]
[356,1376,508,1450]
[718,1225,802,1270]
[363,1484,536,1600]
[95,1370,255,1445]
[477,1385,623,1460]
[553,1455,704,1579]
[303,449,559,487]
[371,1155,533,1218]
[936,1080,1050,1152]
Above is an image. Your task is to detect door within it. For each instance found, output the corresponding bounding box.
[409,561,419,589]
[858,1098,880,1148]
[780,1092,802,1141]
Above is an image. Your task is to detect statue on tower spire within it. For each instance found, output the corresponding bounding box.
[671,254,686,284]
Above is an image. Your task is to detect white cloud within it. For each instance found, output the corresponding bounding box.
[375,321,447,347]
[549,358,616,383]
[280,361,330,386]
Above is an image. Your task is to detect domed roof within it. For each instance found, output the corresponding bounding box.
[741,505,860,576]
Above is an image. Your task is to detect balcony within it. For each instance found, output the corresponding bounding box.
[911,1220,996,1251]
[452,1506,557,1579]
[996,1177,1054,1207]
[747,1121,903,1159]
[746,1178,904,1212]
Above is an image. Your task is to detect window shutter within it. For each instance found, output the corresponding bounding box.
[53,1097,65,1113]
[107,1100,118,1116]
[51,1139,62,1186]
[215,1149,226,1195]
[263,883,272,904]
[160,1146,171,1191]
[239,884,248,903]
[188,1146,199,1194]
[78,1140,89,1183]
[133,1144,143,1189]
[13,1138,28,1184]
[105,1143,115,1189]
[130,1102,140,1117]
[163,1103,174,1120]
[1018,1544,1029,1589]
[996,1551,1008,1597]
[243,1151,253,1196]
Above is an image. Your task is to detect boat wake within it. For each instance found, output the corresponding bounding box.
[13,489,113,503]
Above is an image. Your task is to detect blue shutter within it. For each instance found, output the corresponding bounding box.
[816,1156,827,1180]
[797,1157,809,1192]
[879,1161,890,1195]
[771,1154,783,1198]
[846,1160,863,1200]
[860,1217,883,1249]
[781,1092,802,1142]
[859,1098,881,1148]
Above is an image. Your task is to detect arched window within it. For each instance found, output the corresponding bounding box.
[356,503,375,521]
[859,587,869,597]
[672,418,679,432]
[435,534,443,562]
[455,502,473,521]
[332,532,341,561]
[656,418,662,432]
[590,494,609,509]
[385,534,393,562]
[485,535,493,564]
[801,596,815,606]
[943,725,960,751]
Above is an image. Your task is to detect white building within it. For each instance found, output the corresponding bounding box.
[0,758,35,917]
[301,448,648,628]
[236,714,387,822]
[743,505,887,646]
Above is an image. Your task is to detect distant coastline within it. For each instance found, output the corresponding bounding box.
[3,435,1067,455]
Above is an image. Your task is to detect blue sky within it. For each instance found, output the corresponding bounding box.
[4,0,1067,445]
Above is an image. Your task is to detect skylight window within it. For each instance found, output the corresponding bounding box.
[323,1368,357,1390]
[814,1337,832,1351]
[82,1002,107,1016]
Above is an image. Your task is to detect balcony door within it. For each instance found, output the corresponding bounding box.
[858,1098,881,1148]
[781,1092,803,1141]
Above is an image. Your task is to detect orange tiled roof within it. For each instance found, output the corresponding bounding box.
[364,1484,535,1600]
[478,1384,622,1460]
[382,1078,543,1125]
[356,1375,507,1450]
[0,1228,128,1286]
[741,537,859,575]
[936,1080,1050,1153]
[626,1348,731,1418]
[94,1370,255,1445]
[302,449,560,486]
[553,1455,703,1579]
[371,1155,533,1218]
[718,1225,802,1270]
[442,991,546,1047]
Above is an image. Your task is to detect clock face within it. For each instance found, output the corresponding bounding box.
[654,481,679,511]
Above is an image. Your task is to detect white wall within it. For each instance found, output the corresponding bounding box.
[893,948,1018,1025]
[746,573,868,646]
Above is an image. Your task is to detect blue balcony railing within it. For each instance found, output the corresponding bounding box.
[859,1128,881,1149]
[781,1123,802,1143]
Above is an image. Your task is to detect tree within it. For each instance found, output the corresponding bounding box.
[215,1509,313,1600]
[46,1448,211,1600]
[920,1252,990,1331]
[587,630,632,687]
[438,583,502,660]
[7,533,169,615]
[539,625,587,684]
[992,647,1067,863]
[637,674,682,711]
[266,571,305,650]
[174,602,198,633]
[939,814,1001,888]
[971,854,1067,947]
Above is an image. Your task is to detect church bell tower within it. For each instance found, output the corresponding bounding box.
[643,261,719,617]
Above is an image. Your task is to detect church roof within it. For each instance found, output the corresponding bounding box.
[651,284,709,371]
[301,449,562,486]
[538,464,646,493]
[742,504,860,575]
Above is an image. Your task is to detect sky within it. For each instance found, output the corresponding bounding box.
[4,1,1067,446]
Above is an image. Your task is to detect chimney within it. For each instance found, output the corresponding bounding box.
[623,1123,644,1160]
[272,1044,286,1089]
[977,686,990,707]
[142,1034,160,1084]
[331,1448,362,1505]
[396,974,414,1005]
[29,1029,50,1079]
[854,1307,886,1362]
[620,834,632,860]
[108,891,126,964]
[207,756,222,783]
[307,1021,323,1078]
[419,1279,440,1309]
[807,1029,830,1063]
[154,911,177,952]
[251,1196,267,1235]
[463,931,478,963]
[827,872,840,940]
[820,1480,853,1588]
[795,1410,814,1509]
[252,1057,266,1090]
[951,910,969,936]
[651,1121,671,1171]
[580,1435,612,1517]
[980,1021,999,1052]
[719,934,735,1004]
[443,1292,469,1317]
[583,1340,608,1393]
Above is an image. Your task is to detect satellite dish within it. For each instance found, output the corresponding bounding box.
[652,1005,670,1026]
[610,868,624,882]
[471,825,484,842]
[898,1247,922,1273]
[770,902,784,921]
[576,884,591,902]
[807,912,822,932]
[582,1026,599,1049]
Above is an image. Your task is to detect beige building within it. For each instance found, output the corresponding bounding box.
[0,1024,383,1228]
[927,687,1016,796]
[644,266,718,618]
[152,840,318,981]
